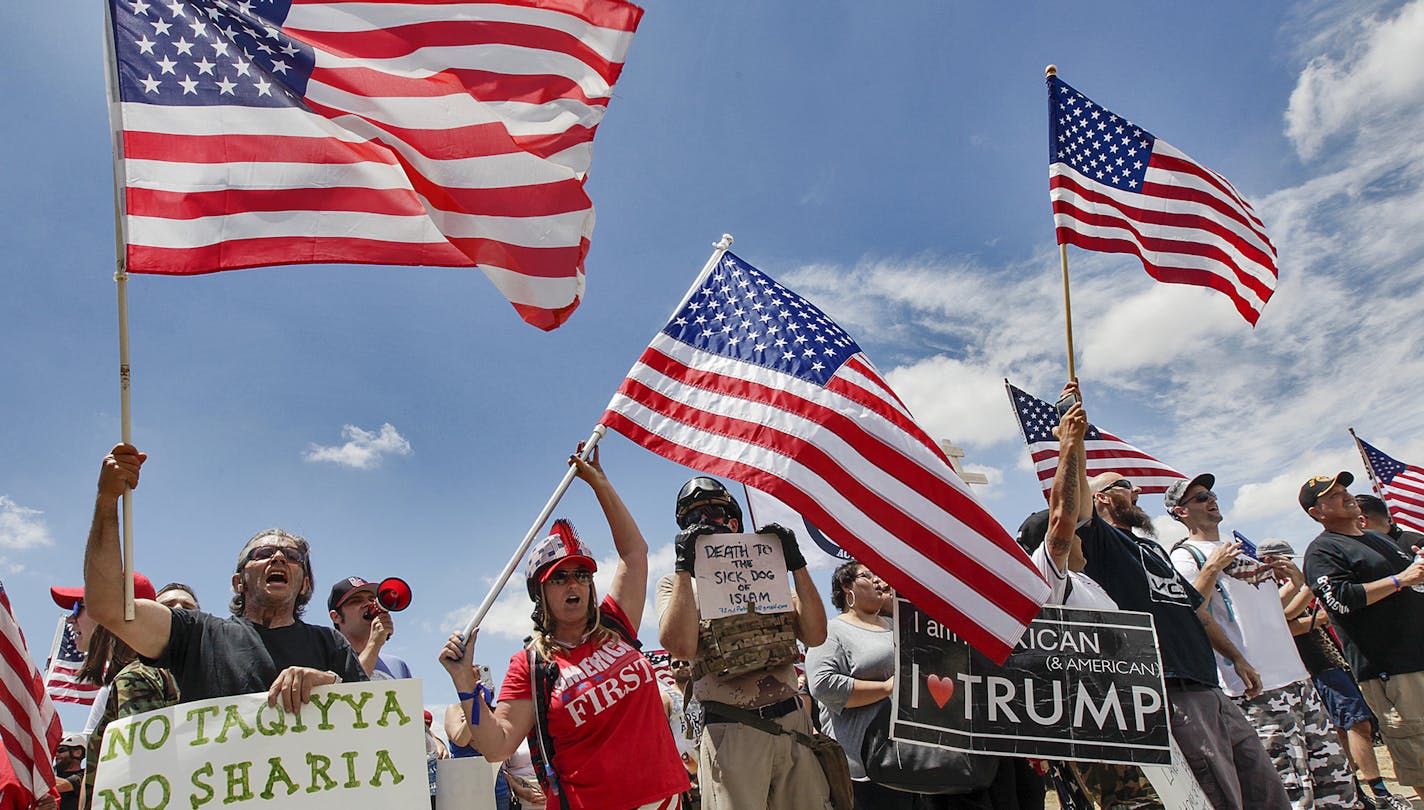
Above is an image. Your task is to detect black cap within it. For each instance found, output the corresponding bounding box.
[1016,509,1049,555]
[1299,471,1354,512]
[327,576,378,612]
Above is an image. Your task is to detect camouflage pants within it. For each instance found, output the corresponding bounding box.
[1233,679,1358,810]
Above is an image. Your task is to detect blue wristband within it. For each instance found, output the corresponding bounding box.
[456,684,493,724]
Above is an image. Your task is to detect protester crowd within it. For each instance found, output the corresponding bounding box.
[11,392,1424,810]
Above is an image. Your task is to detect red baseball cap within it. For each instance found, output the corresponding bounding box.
[51,572,157,609]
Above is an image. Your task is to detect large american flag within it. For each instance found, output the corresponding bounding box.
[0,581,63,809]
[1047,74,1277,325]
[603,250,1050,662]
[44,619,101,707]
[1355,436,1424,534]
[1006,381,1186,498]
[106,0,643,331]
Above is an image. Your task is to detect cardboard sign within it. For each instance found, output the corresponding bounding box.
[435,757,497,810]
[1141,736,1212,810]
[891,600,1171,765]
[91,680,428,809]
[694,532,793,618]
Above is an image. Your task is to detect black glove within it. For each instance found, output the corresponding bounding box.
[674,523,727,575]
[758,523,807,572]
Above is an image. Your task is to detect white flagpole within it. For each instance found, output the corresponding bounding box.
[462,424,608,637]
[42,615,67,681]
[102,0,138,620]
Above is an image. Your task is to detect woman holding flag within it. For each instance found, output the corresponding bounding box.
[438,444,688,810]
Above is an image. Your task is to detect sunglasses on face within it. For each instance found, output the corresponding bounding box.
[683,504,729,525]
[245,545,307,567]
[1183,491,1216,505]
[545,568,594,586]
[65,600,85,622]
[1102,479,1135,493]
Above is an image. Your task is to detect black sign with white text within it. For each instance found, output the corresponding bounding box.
[891,600,1171,765]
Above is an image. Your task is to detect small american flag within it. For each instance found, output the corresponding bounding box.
[45,619,101,707]
[1047,74,1277,325]
[1355,436,1424,534]
[604,250,1049,662]
[106,0,643,331]
[1006,381,1186,497]
[1,580,63,808]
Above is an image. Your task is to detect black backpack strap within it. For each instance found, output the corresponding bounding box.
[525,647,571,810]
[598,604,640,649]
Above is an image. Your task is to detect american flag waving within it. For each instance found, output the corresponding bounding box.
[45,619,101,707]
[106,0,643,331]
[1354,435,1424,534]
[1,580,63,809]
[1048,73,1277,325]
[604,249,1049,662]
[1007,381,1186,498]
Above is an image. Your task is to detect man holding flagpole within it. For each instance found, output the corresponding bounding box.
[1056,384,1289,810]
[81,444,366,710]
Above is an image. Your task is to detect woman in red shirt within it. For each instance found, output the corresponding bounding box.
[440,445,689,810]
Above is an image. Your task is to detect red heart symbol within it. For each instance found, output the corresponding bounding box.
[926,674,956,708]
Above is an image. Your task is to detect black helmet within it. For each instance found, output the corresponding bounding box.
[675,476,743,529]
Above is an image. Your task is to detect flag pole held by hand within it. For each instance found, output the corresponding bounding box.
[462,425,607,638]
[1047,64,1078,380]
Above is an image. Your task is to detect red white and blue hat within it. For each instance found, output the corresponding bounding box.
[525,519,596,599]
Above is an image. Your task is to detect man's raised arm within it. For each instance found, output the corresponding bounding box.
[82,444,173,658]
[1046,392,1089,570]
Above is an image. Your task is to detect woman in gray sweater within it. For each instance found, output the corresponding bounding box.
[806,560,909,810]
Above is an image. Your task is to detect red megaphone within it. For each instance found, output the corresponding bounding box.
[377,577,412,612]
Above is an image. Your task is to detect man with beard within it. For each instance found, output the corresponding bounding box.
[82,444,367,709]
[1166,473,1357,809]
[1065,446,1288,808]
[1302,473,1424,804]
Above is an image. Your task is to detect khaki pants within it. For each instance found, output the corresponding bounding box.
[699,710,832,810]
[1360,672,1424,786]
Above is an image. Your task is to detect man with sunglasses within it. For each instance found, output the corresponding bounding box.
[52,734,86,810]
[1302,472,1424,805]
[1167,474,1357,809]
[1057,385,1290,810]
[656,476,830,810]
[81,443,366,710]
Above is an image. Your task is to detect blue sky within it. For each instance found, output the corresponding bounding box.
[5,1,1424,733]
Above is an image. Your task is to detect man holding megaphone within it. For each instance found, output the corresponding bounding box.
[329,575,414,680]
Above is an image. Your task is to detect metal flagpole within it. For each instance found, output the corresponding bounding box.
[102,0,137,620]
[1047,65,1077,381]
[462,425,608,637]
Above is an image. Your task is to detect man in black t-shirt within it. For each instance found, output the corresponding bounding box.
[1301,472,1424,801]
[1052,385,1288,809]
[82,444,366,710]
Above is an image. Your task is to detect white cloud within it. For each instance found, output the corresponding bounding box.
[0,495,54,550]
[885,357,1021,450]
[304,423,412,470]
[1285,0,1424,158]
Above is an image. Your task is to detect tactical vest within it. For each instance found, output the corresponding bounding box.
[692,607,800,679]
